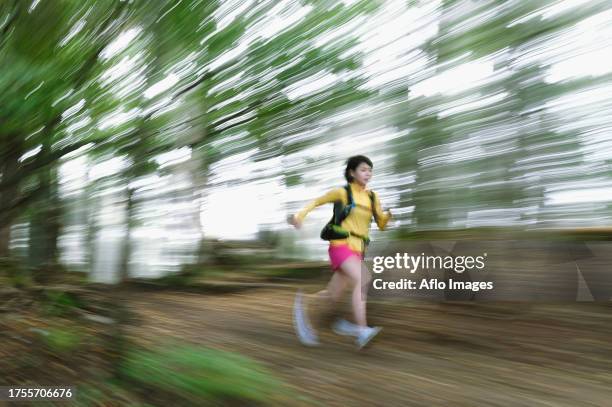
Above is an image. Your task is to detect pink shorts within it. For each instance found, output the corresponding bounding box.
[328,244,363,271]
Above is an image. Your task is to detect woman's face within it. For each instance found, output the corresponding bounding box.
[351,162,372,185]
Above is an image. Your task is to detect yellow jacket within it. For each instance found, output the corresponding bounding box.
[295,181,391,253]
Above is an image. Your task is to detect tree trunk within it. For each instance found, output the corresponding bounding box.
[28,163,61,269]
[0,224,10,257]
[84,180,100,280]
[118,186,135,283]
[0,139,22,256]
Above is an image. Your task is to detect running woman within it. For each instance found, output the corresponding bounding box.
[288,155,392,349]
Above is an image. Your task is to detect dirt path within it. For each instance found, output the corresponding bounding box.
[126,285,612,406]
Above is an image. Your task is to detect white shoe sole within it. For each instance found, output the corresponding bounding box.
[293,290,319,347]
[332,327,355,337]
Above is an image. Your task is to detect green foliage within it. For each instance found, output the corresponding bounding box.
[0,257,32,288]
[3,0,607,272]
[71,382,146,407]
[284,171,302,187]
[385,0,612,230]
[120,345,288,405]
[42,291,83,317]
[256,229,281,247]
[0,0,378,245]
[44,327,82,353]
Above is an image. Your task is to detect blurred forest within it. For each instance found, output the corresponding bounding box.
[1,0,611,281]
[2,0,612,406]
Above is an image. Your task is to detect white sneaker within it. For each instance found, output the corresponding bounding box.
[332,319,361,337]
[356,326,382,349]
[293,290,320,346]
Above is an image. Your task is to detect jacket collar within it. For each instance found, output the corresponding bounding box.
[349,181,367,192]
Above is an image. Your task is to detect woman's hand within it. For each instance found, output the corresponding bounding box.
[287,214,302,229]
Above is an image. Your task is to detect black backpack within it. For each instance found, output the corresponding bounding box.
[320,184,378,244]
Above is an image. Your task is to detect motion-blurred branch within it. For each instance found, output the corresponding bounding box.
[0,0,19,45]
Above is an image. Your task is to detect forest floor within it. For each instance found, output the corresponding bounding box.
[2,271,612,406]
[125,279,612,406]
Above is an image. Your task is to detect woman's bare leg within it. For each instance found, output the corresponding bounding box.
[324,270,350,301]
[311,271,349,327]
[339,256,371,327]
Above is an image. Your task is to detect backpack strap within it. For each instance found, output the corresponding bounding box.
[369,191,379,224]
[333,184,354,225]
[345,184,354,207]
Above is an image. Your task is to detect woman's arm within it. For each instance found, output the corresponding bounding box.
[289,187,345,228]
[373,192,392,230]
